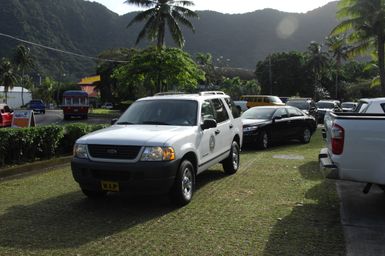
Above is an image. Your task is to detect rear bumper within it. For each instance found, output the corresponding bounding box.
[319,148,339,179]
[71,157,181,194]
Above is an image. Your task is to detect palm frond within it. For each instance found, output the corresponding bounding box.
[172,10,195,31]
[172,6,198,17]
[124,0,156,7]
[173,1,195,7]
[135,16,157,45]
[167,15,184,48]
[127,8,157,27]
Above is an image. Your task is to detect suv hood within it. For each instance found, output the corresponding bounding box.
[77,125,195,146]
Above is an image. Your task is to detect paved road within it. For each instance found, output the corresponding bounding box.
[338,180,385,256]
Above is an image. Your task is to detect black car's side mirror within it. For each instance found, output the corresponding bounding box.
[111,118,118,125]
[201,119,217,130]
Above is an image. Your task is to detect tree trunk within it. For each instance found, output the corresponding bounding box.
[378,36,385,96]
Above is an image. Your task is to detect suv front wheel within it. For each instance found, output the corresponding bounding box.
[170,159,195,206]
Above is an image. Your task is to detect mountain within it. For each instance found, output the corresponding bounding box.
[0,0,339,81]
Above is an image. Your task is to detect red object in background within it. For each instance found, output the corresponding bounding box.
[0,104,13,127]
[61,91,89,120]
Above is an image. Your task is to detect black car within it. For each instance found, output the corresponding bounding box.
[286,98,318,122]
[242,106,317,149]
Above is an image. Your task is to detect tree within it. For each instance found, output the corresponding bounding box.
[125,0,198,49]
[325,35,349,99]
[305,41,330,99]
[331,0,385,96]
[113,47,205,96]
[0,58,17,104]
[14,44,35,105]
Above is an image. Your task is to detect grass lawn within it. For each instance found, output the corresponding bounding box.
[88,108,121,118]
[0,129,345,256]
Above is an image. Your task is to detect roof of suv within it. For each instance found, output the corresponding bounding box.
[140,91,230,102]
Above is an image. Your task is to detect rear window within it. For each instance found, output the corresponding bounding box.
[381,103,385,113]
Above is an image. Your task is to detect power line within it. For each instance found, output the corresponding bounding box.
[0,32,129,63]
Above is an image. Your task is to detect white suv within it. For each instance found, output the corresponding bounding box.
[71,92,243,206]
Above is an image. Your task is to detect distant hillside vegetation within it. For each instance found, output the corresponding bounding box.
[0,0,338,80]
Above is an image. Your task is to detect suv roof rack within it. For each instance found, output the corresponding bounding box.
[199,91,226,96]
[154,91,186,96]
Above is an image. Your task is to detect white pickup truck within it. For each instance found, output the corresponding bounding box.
[319,101,385,193]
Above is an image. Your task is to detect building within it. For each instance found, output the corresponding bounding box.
[78,75,100,107]
[0,86,32,108]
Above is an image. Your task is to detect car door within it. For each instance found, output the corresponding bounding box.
[211,98,232,157]
[270,108,290,141]
[286,107,306,137]
[197,100,218,167]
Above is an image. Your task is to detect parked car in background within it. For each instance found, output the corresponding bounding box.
[0,104,13,127]
[101,102,114,109]
[341,102,358,112]
[354,97,385,113]
[241,106,317,149]
[241,95,285,109]
[316,100,342,123]
[27,99,45,114]
[233,100,248,112]
[286,98,318,121]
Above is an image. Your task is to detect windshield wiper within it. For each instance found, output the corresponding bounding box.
[141,121,169,125]
[116,121,134,125]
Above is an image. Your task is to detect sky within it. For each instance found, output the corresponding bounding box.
[89,0,338,16]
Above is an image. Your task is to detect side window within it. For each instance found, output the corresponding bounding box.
[211,98,229,123]
[201,100,215,121]
[274,108,288,118]
[287,107,303,117]
[224,98,241,118]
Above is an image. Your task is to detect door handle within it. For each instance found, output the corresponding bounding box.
[215,130,221,135]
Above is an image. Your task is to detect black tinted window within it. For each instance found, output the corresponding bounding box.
[211,98,229,123]
[381,103,385,113]
[224,98,241,118]
[201,100,215,121]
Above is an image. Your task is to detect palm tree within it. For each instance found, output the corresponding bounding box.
[325,35,350,99]
[125,0,198,49]
[14,45,34,105]
[331,0,385,96]
[306,41,330,99]
[0,58,17,104]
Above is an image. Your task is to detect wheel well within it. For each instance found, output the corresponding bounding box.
[182,152,198,174]
[233,134,240,146]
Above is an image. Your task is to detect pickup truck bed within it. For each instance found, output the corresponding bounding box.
[319,112,385,185]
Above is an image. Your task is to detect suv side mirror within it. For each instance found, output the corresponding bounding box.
[201,119,217,130]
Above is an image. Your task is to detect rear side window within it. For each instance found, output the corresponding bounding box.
[287,107,303,117]
[224,98,241,118]
[211,99,229,123]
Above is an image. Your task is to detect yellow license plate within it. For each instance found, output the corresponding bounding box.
[101,181,119,192]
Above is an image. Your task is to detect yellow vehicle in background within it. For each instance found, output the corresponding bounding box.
[240,95,285,109]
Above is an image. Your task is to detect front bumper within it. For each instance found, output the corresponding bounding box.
[318,148,339,179]
[71,157,181,194]
[242,130,259,145]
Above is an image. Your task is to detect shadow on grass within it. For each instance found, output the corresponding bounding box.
[263,161,346,256]
[0,170,227,250]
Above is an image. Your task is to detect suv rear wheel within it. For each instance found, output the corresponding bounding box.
[223,140,240,174]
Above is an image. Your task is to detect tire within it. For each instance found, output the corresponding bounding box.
[257,130,269,149]
[170,159,195,206]
[81,188,107,199]
[300,127,312,144]
[222,140,240,175]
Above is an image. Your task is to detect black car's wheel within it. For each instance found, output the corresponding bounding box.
[257,130,269,149]
[81,188,107,199]
[170,159,195,206]
[300,127,312,143]
[222,140,240,175]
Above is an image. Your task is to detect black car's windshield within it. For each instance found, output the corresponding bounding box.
[316,102,335,109]
[117,100,198,126]
[242,107,276,120]
[286,101,309,109]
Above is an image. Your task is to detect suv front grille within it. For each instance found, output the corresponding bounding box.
[88,145,141,160]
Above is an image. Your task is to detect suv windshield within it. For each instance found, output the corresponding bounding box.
[117,100,198,126]
[286,101,309,110]
[316,102,335,109]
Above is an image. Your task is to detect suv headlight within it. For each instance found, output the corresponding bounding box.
[73,144,89,159]
[141,146,175,161]
[243,126,258,132]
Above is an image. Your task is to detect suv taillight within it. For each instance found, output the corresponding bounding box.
[331,123,344,155]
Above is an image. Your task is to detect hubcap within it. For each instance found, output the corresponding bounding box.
[232,144,239,170]
[181,168,193,200]
[263,133,268,148]
[303,129,311,142]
